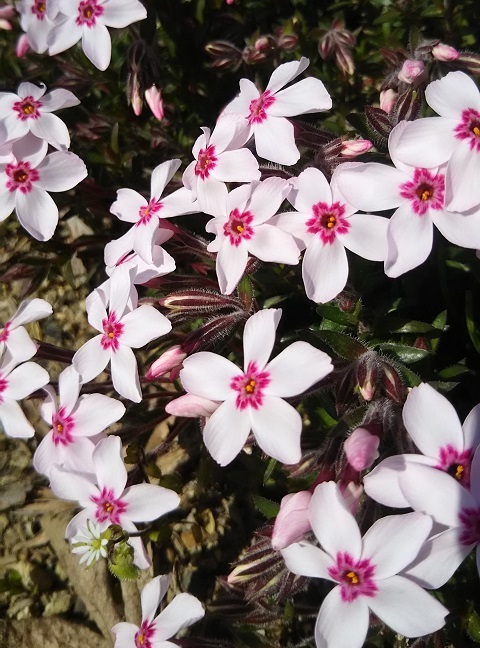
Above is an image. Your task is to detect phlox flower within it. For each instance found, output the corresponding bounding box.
[392,71,480,212]
[71,519,109,566]
[49,435,181,569]
[0,133,87,241]
[178,308,333,466]
[0,82,79,150]
[109,159,196,265]
[112,574,205,648]
[273,167,388,303]
[0,297,52,361]
[397,451,480,589]
[182,113,260,216]
[364,383,480,508]
[281,481,448,648]
[222,56,332,165]
[33,365,126,477]
[335,121,480,278]
[47,0,147,71]
[16,0,61,54]
[205,177,300,294]
[72,267,172,402]
[0,351,49,438]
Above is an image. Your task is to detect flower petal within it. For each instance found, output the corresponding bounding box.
[150,159,181,199]
[215,242,248,295]
[180,353,241,401]
[111,345,142,403]
[49,465,98,507]
[30,113,71,150]
[315,587,369,648]
[302,237,348,303]
[266,341,333,397]
[247,223,300,264]
[36,151,87,191]
[121,305,172,348]
[341,213,388,261]
[432,209,480,248]
[5,361,49,399]
[250,395,302,464]
[254,117,299,165]
[122,483,180,522]
[15,186,58,242]
[73,394,125,436]
[9,297,52,327]
[203,399,251,466]
[82,23,111,71]
[0,399,35,438]
[392,117,457,168]
[334,162,404,212]
[269,77,332,117]
[153,593,205,641]
[243,308,281,372]
[140,574,170,623]
[111,622,138,648]
[384,203,434,278]
[213,148,260,183]
[58,365,81,414]
[72,336,110,383]
[101,0,146,27]
[93,435,127,496]
[281,540,334,579]
[445,143,480,212]
[463,404,480,453]
[426,70,480,117]
[288,167,332,213]
[266,56,310,94]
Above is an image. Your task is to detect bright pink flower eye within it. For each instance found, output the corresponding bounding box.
[0,374,7,403]
[454,108,480,152]
[306,201,350,244]
[436,444,472,487]
[399,168,445,216]
[13,96,42,121]
[31,0,47,19]
[51,407,75,446]
[101,312,124,351]
[0,322,10,342]
[195,145,217,179]
[137,199,162,226]
[5,162,39,194]
[91,487,127,524]
[248,91,275,124]
[134,621,155,648]
[76,0,104,26]
[328,552,378,602]
[231,361,270,410]
[223,208,254,246]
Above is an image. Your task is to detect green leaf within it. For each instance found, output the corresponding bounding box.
[316,303,359,327]
[263,458,277,485]
[252,495,279,520]
[466,610,480,643]
[432,310,447,331]
[375,342,430,363]
[465,290,480,353]
[308,329,368,360]
[438,364,469,380]
[108,540,140,581]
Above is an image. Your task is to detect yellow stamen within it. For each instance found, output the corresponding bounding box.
[105,502,114,513]
[346,571,359,585]
[22,104,35,115]
[84,7,92,17]
[245,379,256,393]
[236,224,244,233]
[108,332,114,338]
[420,190,431,201]
[473,126,480,137]
[37,2,45,11]
[15,171,28,183]
[56,423,64,432]
[137,634,145,645]
[454,464,464,480]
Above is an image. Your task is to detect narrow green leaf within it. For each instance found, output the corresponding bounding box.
[308,329,368,360]
[375,342,430,363]
[263,458,277,485]
[252,495,279,520]
[465,290,480,353]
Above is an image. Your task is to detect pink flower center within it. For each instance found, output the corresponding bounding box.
[91,487,127,524]
[137,199,163,226]
[134,620,156,648]
[13,96,42,121]
[0,374,7,404]
[328,551,378,603]
[101,311,124,351]
[31,0,47,19]
[248,91,276,125]
[459,507,480,546]
[306,201,350,244]
[195,144,217,180]
[0,322,10,343]
[6,161,39,194]
[231,361,270,410]
[435,444,472,488]
[399,168,445,216]
[76,0,103,27]
[51,407,75,447]
[454,108,480,153]
[223,208,254,246]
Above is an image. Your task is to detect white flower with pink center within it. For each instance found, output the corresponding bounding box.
[33,365,126,477]
[16,0,61,54]
[182,114,261,216]
[222,57,332,165]
[0,351,49,438]
[109,159,197,265]
[364,383,480,508]
[0,82,79,149]
[397,450,480,590]
[72,266,172,402]
[205,177,300,294]
[0,297,52,362]
[178,308,333,466]
[47,0,147,71]
[281,481,448,648]
[392,71,480,212]
[0,133,87,241]
[49,435,181,569]
[273,167,388,303]
[335,120,480,278]
[112,574,205,648]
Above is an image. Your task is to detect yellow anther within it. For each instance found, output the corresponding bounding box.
[37,2,45,10]
[108,332,114,338]
[473,126,480,137]
[236,224,244,233]
[245,379,256,393]
[22,104,35,115]
[137,634,145,646]
[346,571,359,585]
[56,423,64,432]
[455,464,464,480]
[420,190,431,201]
[105,502,114,513]
[84,7,93,17]
[15,171,28,182]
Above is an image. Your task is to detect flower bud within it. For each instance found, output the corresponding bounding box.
[381,362,404,403]
[145,85,164,121]
[340,139,373,158]
[165,394,219,418]
[16,34,29,58]
[145,345,187,381]
[344,427,380,471]
[356,351,379,401]
[254,35,275,53]
[397,59,427,85]
[432,43,460,62]
[379,89,396,113]
[271,491,312,551]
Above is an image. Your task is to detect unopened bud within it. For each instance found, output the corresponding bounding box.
[277,32,298,51]
[381,362,404,403]
[397,59,427,86]
[165,394,219,418]
[242,46,266,64]
[340,139,373,158]
[379,89,397,114]
[145,345,187,381]
[356,352,378,401]
[431,43,460,62]
[254,35,275,53]
[344,427,380,471]
[16,34,29,58]
[131,87,142,116]
[271,491,312,551]
[145,85,164,121]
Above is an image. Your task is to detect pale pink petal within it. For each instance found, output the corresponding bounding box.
[180,352,241,401]
[160,186,199,218]
[445,143,480,212]
[384,203,434,278]
[344,427,380,471]
[47,18,82,55]
[34,434,95,477]
[82,23,111,71]
[270,212,310,248]
[140,574,170,622]
[17,82,45,100]
[302,237,348,303]
[121,305,171,348]
[0,399,35,438]
[247,224,300,264]
[288,167,332,213]
[269,77,332,117]
[93,435,127,496]
[334,162,404,212]
[15,186,58,242]
[36,151,87,191]
[40,386,57,425]
[122,520,151,569]
[203,399,251,466]
[3,113,28,142]
[191,130,208,161]
[5,361,49,399]
[426,70,480,117]
[122,483,180,522]
[243,308,281,371]
[463,404,480,452]
[9,297,52,327]
[266,56,310,94]
[369,576,448,637]
[41,88,79,111]
[315,587,369,648]
[73,394,125,436]
[109,266,133,317]
[65,509,92,540]
[254,117,299,165]
[216,241,248,295]
[392,117,456,168]
[272,491,312,550]
[0,184,16,220]
[165,394,220,418]
[12,132,47,166]
[150,159,181,199]
[111,188,146,223]
[58,365,81,414]
[132,216,159,264]
[72,336,110,383]
[33,432,58,475]
[362,512,432,578]
[469,446,480,498]
[196,176,228,217]
[112,622,138,648]
[49,465,98,506]
[4,326,37,362]
[30,113,71,150]
[266,341,333,397]
[250,396,302,464]
[433,209,480,248]
[310,481,362,558]
[213,148,260,183]
[111,345,142,403]
[153,593,205,641]
[101,0,146,27]
[341,213,388,261]
[104,229,136,267]
[403,383,464,457]
[247,177,291,222]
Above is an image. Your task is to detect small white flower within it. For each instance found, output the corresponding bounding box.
[71,519,109,566]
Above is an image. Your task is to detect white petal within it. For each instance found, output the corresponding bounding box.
[203,400,251,466]
[9,297,52,327]
[47,18,82,55]
[254,117,299,165]
[109,265,132,317]
[120,305,171,348]
[392,117,456,168]
[73,393,125,436]
[426,71,480,117]
[12,132,47,166]
[5,361,49,399]
[111,622,138,648]
[0,399,35,438]
[30,113,71,150]
[82,23,111,71]
[122,483,180,522]
[15,187,58,242]
[49,465,98,506]
[213,148,260,183]
[160,186,199,218]
[266,341,333,397]
[243,308,281,371]
[93,435,127,496]
[281,541,335,579]
[433,209,480,248]
[180,353,241,401]
[315,587,369,648]
[4,327,37,363]
[302,237,348,304]
[41,88,79,111]
[445,143,480,212]
[140,574,170,622]
[153,593,205,641]
[250,396,302,464]
[334,162,404,212]
[269,77,332,117]
[248,177,291,223]
[247,224,300,264]
[266,57,310,94]
[150,159,181,199]
[289,167,332,213]
[341,213,388,261]
[101,0,146,27]
[384,203,433,278]
[72,336,110,383]
[111,345,142,403]
[17,82,45,100]
[36,151,87,190]
[215,242,248,295]
[463,404,480,453]
[196,176,228,217]
[111,188,146,223]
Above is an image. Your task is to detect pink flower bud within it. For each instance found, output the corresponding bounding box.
[379,89,397,114]
[254,35,275,53]
[0,18,11,29]
[340,139,373,158]
[16,34,29,58]
[344,427,380,471]
[432,43,460,62]
[397,59,427,85]
[145,345,187,381]
[165,394,220,418]
[271,491,312,551]
[145,85,164,121]
[0,5,16,18]
[131,87,143,116]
